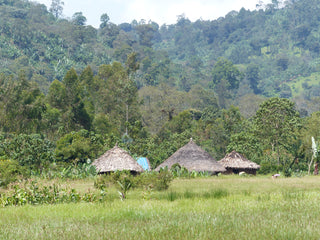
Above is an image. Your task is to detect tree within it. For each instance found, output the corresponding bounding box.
[72,12,87,26]
[227,131,263,163]
[125,52,140,75]
[246,64,260,94]
[95,62,141,136]
[47,79,67,110]
[159,110,194,138]
[135,23,158,47]
[49,68,92,132]
[55,130,105,164]
[49,0,64,19]
[2,134,55,174]
[100,13,110,28]
[254,97,301,168]
[212,58,243,90]
[211,58,244,108]
[0,72,46,134]
[63,68,79,103]
[299,111,320,173]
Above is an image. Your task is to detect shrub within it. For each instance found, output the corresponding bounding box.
[170,164,190,177]
[0,181,106,207]
[0,160,25,188]
[55,130,105,164]
[1,134,55,175]
[155,169,173,190]
[94,169,173,192]
[31,160,98,180]
[258,160,281,174]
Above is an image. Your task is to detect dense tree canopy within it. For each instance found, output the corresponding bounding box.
[0,0,320,177]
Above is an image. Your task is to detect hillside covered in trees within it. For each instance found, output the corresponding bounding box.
[1,0,320,181]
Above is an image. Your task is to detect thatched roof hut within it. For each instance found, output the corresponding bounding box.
[155,139,226,174]
[218,150,260,175]
[92,144,144,174]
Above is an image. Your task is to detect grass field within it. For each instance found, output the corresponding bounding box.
[1,175,320,239]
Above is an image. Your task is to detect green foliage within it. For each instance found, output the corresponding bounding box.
[2,0,320,178]
[154,169,173,190]
[0,180,106,207]
[35,161,97,180]
[254,97,301,153]
[72,12,86,26]
[50,0,64,18]
[55,129,105,163]
[1,0,320,107]
[94,169,173,192]
[258,160,281,175]
[169,163,211,178]
[159,110,194,136]
[0,160,24,188]
[212,58,244,90]
[99,13,110,28]
[246,64,260,94]
[1,134,55,174]
[227,128,263,164]
[116,173,132,200]
[0,73,46,133]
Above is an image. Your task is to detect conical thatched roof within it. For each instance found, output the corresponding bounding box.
[155,139,226,173]
[218,151,260,169]
[92,144,144,173]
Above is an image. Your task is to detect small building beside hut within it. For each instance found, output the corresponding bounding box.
[155,138,226,174]
[92,144,144,174]
[137,157,151,171]
[218,151,260,175]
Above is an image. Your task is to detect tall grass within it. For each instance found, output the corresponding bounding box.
[1,175,320,239]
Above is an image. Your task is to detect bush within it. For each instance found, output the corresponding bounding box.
[30,160,98,180]
[94,169,173,192]
[0,181,106,207]
[55,130,105,164]
[170,164,189,177]
[0,160,25,188]
[1,134,55,175]
[258,161,281,175]
[155,169,173,190]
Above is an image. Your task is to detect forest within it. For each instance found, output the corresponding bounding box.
[1,0,320,185]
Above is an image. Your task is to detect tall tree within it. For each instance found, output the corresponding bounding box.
[49,0,64,19]
[0,72,46,134]
[254,97,301,166]
[100,13,110,28]
[52,68,92,132]
[211,58,244,108]
[246,64,260,94]
[212,58,243,90]
[72,12,87,26]
[95,62,141,136]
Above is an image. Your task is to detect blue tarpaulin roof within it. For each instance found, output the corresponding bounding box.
[137,157,150,171]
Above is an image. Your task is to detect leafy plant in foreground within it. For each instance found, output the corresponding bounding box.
[0,181,106,207]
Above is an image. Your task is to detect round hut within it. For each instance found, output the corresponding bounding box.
[155,138,226,174]
[218,150,260,175]
[92,144,144,174]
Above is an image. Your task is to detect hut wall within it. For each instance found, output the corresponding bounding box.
[225,168,234,174]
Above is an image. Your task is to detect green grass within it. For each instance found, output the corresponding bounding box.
[1,175,320,239]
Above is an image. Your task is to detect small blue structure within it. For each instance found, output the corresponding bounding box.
[137,157,151,171]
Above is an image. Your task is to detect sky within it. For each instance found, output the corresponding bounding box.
[35,0,272,28]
